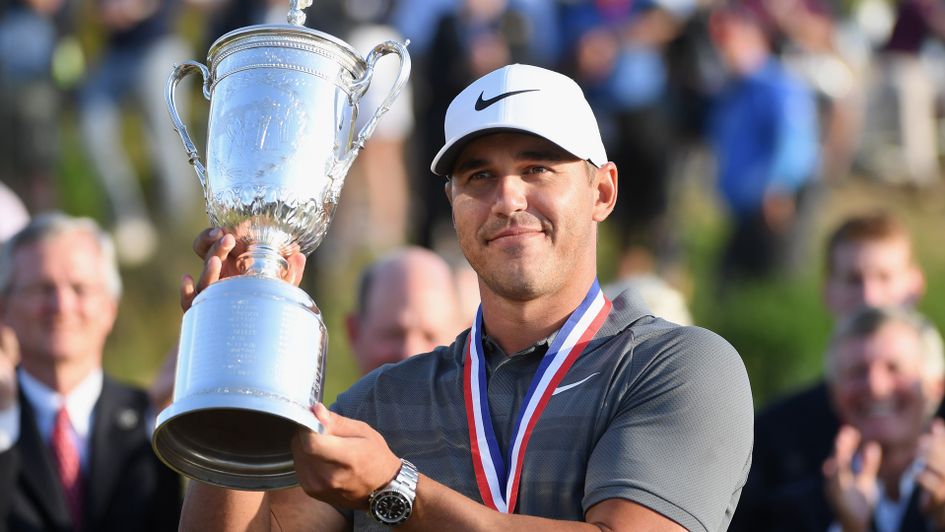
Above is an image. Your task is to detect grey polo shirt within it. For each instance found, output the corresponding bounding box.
[332,289,753,531]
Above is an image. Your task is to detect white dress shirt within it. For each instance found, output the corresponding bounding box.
[0,368,103,470]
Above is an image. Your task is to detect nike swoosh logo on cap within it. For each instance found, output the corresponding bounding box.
[474,89,540,111]
[552,372,601,396]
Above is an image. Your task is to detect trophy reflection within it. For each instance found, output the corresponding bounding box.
[151,0,410,490]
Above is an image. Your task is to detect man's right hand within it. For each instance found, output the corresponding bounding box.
[0,325,20,411]
[180,228,307,312]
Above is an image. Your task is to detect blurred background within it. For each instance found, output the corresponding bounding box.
[2,0,944,408]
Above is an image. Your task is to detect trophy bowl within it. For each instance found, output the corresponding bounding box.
[152,10,410,490]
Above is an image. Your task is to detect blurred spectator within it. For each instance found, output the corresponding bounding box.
[751,0,862,183]
[603,273,693,326]
[0,181,29,242]
[768,306,945,531]
[389,0,454,55]
[320,0,415,267]
[560,0,692,277]
[345,246,466,375]
[732,211,928,530]
[857,0,945,187]
[0,0,76,212]
[0,211,181,530]
[77,0,194,265]
[708,2,820,286]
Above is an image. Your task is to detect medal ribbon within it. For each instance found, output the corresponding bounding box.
[463,280,612,513]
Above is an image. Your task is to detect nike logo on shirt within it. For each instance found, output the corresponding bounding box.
[474,89,540,111]
[553,372,601,396]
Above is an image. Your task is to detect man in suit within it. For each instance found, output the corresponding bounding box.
[732,211,927,530]
[771,306,945,531]
[0,212,181,531]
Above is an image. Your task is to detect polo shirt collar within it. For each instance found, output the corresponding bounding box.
[478,285,652,371]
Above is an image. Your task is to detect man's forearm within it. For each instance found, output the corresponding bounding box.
[180,482,350,532]
[180,482,271,532]
[401,475,683,532]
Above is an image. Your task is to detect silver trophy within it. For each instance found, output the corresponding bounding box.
[152,0,410,490]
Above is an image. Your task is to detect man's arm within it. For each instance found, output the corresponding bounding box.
[404,475,682,531]
[180,482,349,532]
[293,404,685,532]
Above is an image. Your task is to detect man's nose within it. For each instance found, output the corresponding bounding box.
[46,285,80,313]
[861,280,886,308]
[491,175,528,216]
[866,365,894,396]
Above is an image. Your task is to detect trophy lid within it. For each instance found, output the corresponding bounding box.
[207,24,367,78]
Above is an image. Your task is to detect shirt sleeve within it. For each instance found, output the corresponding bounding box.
[582,326,754,532]
[0,403,20,453]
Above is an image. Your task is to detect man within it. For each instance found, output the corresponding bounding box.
[180,64,753,530]
[732,211,927,530]
[0,212,181,531]
[708,3,820,283]
[769,306,945,530]
[347,247,465,375]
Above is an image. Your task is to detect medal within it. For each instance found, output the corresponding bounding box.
[463,280,611,512]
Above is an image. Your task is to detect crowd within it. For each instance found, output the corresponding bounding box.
[1,0,945,530]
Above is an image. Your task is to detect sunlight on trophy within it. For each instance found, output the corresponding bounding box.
[152,0,410,490]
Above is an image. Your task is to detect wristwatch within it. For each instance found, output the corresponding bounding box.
[368,459,419,526]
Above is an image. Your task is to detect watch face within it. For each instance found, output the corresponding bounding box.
[371,491,412,525]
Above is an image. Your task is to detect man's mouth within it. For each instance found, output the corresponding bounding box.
[486,226,543,244]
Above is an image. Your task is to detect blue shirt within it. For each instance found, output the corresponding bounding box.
[709,59,819,216]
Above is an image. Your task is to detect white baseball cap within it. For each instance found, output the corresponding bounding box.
[430,64,608,176]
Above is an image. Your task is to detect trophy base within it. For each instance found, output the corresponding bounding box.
[153,394,323,490]
[152,276,328,490]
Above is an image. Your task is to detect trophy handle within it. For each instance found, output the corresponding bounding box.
[166,61,212,201]
[329,40,412,200]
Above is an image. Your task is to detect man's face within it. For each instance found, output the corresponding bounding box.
[0,231,117,369]
[824,238,923,318]
[445,133,614,302]
[830,322,941,448]
[349,266,460,375]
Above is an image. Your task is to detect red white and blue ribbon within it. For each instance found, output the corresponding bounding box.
[463,279,612,513]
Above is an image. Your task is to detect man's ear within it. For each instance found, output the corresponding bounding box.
[443,179,454,207]
[592,162,618,223]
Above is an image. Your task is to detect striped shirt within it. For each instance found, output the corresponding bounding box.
[333,288,753,531]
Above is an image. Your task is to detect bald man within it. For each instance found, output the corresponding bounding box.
[346,247,466,375]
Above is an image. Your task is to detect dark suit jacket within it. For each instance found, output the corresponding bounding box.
[731,380,945,531]
[0,375,182,532]
[731,380,840,531]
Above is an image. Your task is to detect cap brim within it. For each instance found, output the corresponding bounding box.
[431,127,592,177]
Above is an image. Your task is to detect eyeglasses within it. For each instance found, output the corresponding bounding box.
[7,282,109,301]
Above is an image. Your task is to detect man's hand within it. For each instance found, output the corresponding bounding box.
[0,326,19,410]
[823,425,881,532]
[291,403,402,511]
[180,228,306,311]
[918,418,945,529]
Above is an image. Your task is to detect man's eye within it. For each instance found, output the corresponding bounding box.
[525,166,550,175]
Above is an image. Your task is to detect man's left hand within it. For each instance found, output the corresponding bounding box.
[291,403,402,511]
